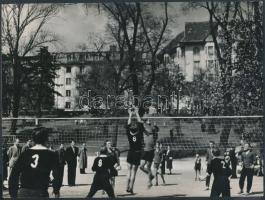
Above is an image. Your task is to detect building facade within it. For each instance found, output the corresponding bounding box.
[159,21,219,82]
[52,49,118,111]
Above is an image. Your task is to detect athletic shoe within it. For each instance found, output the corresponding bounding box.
[147,183,153,189]
[238,190,243,194]
[128,189,134,194]
[245,192,251,196]
[150,174,155,181]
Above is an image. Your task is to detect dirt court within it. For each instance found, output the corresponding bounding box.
[3,156,263,198]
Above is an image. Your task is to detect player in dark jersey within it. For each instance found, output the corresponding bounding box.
[125,106,144,194]
[8,128,61,198]
[86,149,116,198]
[104,140,121,190]
[140,117,156,188]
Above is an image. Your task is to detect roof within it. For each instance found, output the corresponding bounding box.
[157,31,184,60]
[182,21,217,43]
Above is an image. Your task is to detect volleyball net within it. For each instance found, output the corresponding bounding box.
[2,116,263,157]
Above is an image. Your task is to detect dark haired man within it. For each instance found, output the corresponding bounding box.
[8,129,61,198]
[7,138,21,173]
[238,143,255,195]
[208,148,231,197]
[205,140,215,190]
[65,140,79,186]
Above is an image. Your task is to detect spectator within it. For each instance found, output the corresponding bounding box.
[7,138,21,172]
[55,144,66,187]
[2,145,9,190]
[229,147,238,178]
[65,140,79,186]
[205,141,215,190]
[78,143,88,174]
[166,146,173,175]
[238,143,255,195]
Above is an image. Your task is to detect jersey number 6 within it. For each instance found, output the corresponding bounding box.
[31,154,39,168]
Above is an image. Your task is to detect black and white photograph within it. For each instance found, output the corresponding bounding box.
[1,1,264,198]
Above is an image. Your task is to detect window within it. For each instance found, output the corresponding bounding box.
[66,78,71,85]
[164,54,170,64]
[67,54,71,62]
[208,46,214,58]
[66,67,71,73]
[80,66,84,74]
[207,60,214,69]
[193,61,201,80]
[193,61,200,74]
[193,47,200,56]
[66,90,71,97]
[208,73,214,82]
[79,54,84,61]
[65,102,71,109]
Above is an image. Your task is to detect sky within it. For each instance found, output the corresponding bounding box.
[40,3,210,52]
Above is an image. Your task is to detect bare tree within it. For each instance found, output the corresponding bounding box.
[2,4,61,134]
[139,2,169,95]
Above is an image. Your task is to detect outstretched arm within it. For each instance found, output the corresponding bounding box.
[134,107,142,123]
[128,108,133,125]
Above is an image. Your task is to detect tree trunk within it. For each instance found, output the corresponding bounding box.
[10,55,22,135]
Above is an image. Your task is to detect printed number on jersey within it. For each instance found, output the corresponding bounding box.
[98,159,102,167]
[31,154,39,168]
[132,136,137,142]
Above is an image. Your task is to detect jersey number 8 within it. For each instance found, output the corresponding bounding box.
[132,136,136,142]
[98,159,102,167]
[31,154,39,168]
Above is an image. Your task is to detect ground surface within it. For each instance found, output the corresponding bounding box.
[3,156,263,198]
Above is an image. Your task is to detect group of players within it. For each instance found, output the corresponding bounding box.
[5,106,262,198]
[4,106,174,198]
[193,140,263,197]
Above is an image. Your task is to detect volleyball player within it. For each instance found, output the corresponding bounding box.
[8,128,61,198]
[104,140,121,189]
[125,106,144,194]
[153,142,166,186]
[86,148,116,198]
[140,116,156,189]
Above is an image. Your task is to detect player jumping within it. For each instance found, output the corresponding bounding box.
[125,106,144,194]
[140,116,156,189]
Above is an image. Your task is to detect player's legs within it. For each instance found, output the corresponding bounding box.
[146,161,154,187]
[86,184,98,198]
[160,170,165,184]
[140,160,148,174]
[246,168,254,193]
[239,168,247,193]
[154,166,158,185]
[127,163,132,191]
[129,165,138,193]
[104,183,115,198]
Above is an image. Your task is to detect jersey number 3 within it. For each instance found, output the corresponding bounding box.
[31,154,39,168]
